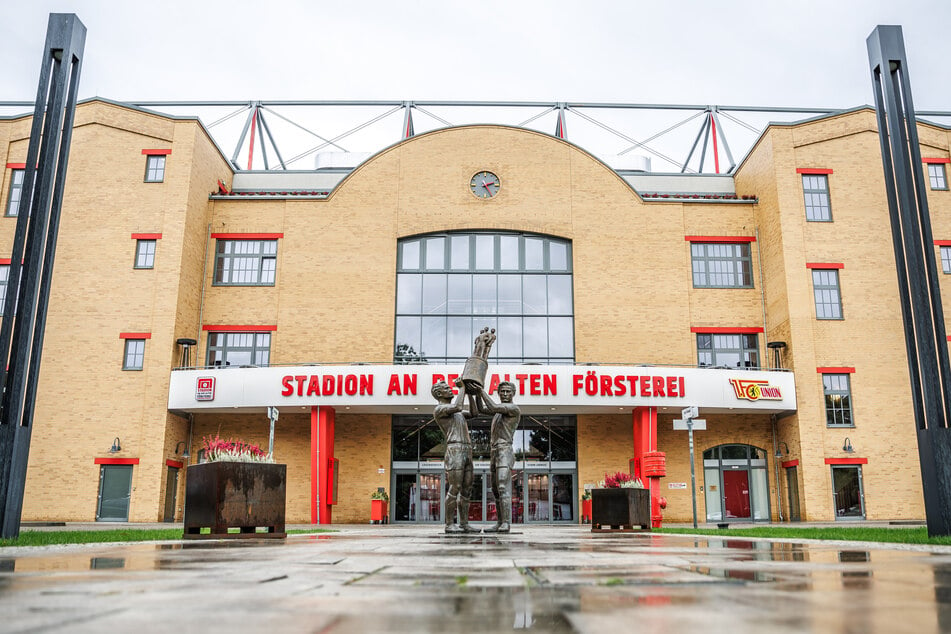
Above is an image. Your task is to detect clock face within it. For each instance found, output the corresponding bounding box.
[470,171,500,198]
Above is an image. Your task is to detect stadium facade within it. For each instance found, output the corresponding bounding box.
[2,98,947,525]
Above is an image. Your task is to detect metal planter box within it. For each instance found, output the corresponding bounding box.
[591,487,651,531]
[183,462,286,539]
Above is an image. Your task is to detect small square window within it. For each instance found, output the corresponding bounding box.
[6,168,24,217]
[144,155,166,183]
[928,163,948,190]
[123,339,145,370]
[802,174,832,221]
[812,269,843,319]
[135,239,156,269]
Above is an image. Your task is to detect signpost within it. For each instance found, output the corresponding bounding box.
[674,406,704,528]
[267,406,279,456]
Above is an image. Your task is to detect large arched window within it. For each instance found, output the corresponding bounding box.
[395,231,574,364]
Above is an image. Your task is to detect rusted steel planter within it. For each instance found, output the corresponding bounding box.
[591,487,651,532]
[183,462,286,539]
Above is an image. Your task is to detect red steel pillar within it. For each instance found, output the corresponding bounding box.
[311,406,335,524]
[632,406,666,527]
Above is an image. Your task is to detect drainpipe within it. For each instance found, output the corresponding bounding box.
[771,414,784,522]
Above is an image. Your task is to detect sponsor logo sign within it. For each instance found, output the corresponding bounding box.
[196,377,216,401]
[729,378,782,401]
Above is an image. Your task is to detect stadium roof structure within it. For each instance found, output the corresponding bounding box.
[2,98,950,174]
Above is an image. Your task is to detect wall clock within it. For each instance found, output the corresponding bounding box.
[470,171,500,198]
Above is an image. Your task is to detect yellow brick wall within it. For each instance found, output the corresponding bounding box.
[0,102,944,524]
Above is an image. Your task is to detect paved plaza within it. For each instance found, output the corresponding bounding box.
[2,524,951,632]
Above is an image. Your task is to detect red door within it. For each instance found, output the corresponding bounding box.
[723,470,751,518]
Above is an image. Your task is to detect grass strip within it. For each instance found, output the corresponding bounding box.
[654,526,951,546]
[1,527,333,548]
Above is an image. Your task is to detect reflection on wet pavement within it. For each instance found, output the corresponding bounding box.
[0,527,950,632]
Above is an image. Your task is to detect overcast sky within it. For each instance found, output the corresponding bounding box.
[2,1,950,170]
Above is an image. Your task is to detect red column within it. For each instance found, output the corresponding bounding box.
[311,406,335,524]
[632,406,665,527]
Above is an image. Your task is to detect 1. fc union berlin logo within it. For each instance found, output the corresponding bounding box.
[729,378,783,401]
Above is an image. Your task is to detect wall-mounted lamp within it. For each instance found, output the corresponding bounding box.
[842,437,855,453]
[109,437,121,453]
[174,441,190,459]
[775,441,790,459]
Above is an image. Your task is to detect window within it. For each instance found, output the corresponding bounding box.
[395,232,573,364]
[812,269,843,319]
[697,333,759,368]
[123,339,145,370]
[0,264,8,315]
[6,168,24,217]
[802,174,832,221]
[144,155,165,182]
[206,332,271,367]
[691,242,753,288]
[214,240,277,285]
[135,239,156,269]
[942,246,951,273]
[823,374,853,426]
[928,163,948,190]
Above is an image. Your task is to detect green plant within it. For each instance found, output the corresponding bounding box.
[581,490,592,501]
[371,490,389,502]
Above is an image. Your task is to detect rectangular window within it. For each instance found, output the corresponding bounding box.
[929,163,948,190]
[144,155,165,182]
[823,374,853,426]
[0,264,8,315]
[206,332,271,367]
[691,242,753,288]
[6,168,24,217]
[135,239,156,269]
[942,246,951,273]
[214,240,278,285]
[697,333,759,368]
[812,269,843,319]
[123,339,145,370]
[802,174,832,221]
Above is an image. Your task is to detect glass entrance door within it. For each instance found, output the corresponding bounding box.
[832,465,865,519]
[393,472,444,523]
[97,465,133,521]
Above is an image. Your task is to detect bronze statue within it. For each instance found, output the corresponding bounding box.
[476,381,520,533]
[461,327,496,394]
[431,379,477,533]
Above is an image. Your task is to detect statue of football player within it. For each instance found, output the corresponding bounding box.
[476,381,520,533]
[432,379,477,533]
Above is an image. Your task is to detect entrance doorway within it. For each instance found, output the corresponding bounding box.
[391,414,576,525]
[785,465,801,521]
[831,465,865,519]
[392,468,576,524]
[96,464,133,521]
[702,444,770,522]
[163,466,179,522]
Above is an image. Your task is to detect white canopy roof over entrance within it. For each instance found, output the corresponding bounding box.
[168,364,796,416]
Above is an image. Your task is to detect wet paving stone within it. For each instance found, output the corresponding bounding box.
[2,525,951,632]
